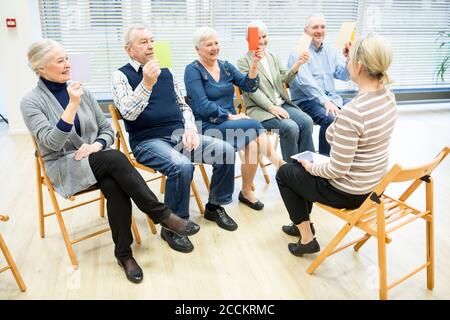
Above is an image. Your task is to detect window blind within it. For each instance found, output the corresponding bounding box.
[38,0,450,97]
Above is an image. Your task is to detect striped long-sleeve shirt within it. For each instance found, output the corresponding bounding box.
[310,88,397,195]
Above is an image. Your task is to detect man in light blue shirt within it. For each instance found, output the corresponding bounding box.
[288,15,351,155]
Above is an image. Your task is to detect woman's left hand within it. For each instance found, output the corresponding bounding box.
[252,46,264,63]
[297,159,313,173]
[74,142,103,161]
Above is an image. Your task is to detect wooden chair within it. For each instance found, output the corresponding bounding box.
[0,214,26,292]
[108,105,210,219]
[234,85,276,184]
[306,146,450,299]
[32,137,142,268]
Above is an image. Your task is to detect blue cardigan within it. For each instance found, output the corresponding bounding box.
[184,60,259,124]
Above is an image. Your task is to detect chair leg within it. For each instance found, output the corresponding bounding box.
[36,178,45,238]
[131,216,141,244]
[48,191,78,268]
[353,233,371,252]
[99,192,105,218]
[146,216,157,235]
[376,204,388,300]
[0,234,27,292]
[273,133,279,151]
[191,180,204,214]
[426,217,434,290]
[426,181,434,290]
[306,222,353,274]
[199,164,211,192]
[258,154,270,184]
[160,176,166,194]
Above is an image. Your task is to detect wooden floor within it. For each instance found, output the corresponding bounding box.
[1,103,449,300]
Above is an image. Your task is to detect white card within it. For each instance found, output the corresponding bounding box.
[335,22,356,49]
[69,53,91,83]
[296,33,312,55]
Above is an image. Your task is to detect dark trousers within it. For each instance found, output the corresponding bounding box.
[276,163,369,224]
[89,149,171,260]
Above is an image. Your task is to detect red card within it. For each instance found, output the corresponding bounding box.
[248,27,259,51]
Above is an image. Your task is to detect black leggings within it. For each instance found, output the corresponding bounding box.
[276,163,369,225]
[89,149,171,259]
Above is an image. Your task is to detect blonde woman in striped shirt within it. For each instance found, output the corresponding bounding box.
[276,34,396,256]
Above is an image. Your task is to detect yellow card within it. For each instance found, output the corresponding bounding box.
[335,22,357,49]
[153,41,173,69]
[296,33,312,55]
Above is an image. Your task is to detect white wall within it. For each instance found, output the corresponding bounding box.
[0,0,42,135]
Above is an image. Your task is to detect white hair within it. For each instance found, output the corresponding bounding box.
[193,27,218,48]
[27,38,63,75]
[246,20,268,40]
[123,25,151,45]
[305,14,326,28]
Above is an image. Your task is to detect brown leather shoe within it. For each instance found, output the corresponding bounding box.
[160,213,200,237]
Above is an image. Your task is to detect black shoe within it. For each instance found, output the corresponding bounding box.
[288,238,321,257]
[204,206,238,231]
[282,222,315,238]
[117,257,143,284]
[160,214,200,237]
[238,191,264,211]
[161,227,194,253]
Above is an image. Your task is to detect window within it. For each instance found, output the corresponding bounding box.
[38,0,450,97]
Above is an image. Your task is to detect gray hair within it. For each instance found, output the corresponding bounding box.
[305,14,326,28]
[27,38,63,75]
[193,27,218,48]
[246,20,268,40]
[123,25,150,46]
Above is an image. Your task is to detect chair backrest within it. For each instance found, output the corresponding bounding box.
[356,146,449,211]
[31,136,53,188]
[108,104,134,163]
[234,85,246,114]
[283,82,290,97]
[108,104,157,174]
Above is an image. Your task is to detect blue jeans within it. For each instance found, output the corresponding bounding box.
[261,104,314,161]
[297,99,335,155]
[133,134,235,219]
[202,118,264,151]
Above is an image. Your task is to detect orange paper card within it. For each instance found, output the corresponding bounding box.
[248,27,259,51]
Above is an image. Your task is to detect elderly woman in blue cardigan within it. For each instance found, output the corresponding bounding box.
[21,39,199,284]
[184,27,285,211]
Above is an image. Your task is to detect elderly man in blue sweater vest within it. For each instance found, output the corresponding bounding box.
[111,26,237,254]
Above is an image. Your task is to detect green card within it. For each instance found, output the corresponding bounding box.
[153,41,173,69]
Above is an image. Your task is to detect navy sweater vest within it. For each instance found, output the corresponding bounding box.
[118,64,184,149]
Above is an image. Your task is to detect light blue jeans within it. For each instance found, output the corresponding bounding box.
[133,134,235,219]
[261,104,314,161]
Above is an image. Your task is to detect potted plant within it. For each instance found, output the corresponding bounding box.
[436,31,450,83]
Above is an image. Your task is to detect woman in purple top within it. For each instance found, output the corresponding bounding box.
[185,27,285,211]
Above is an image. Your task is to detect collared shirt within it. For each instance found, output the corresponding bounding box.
[111,58,196,131]
[287,42,350,108]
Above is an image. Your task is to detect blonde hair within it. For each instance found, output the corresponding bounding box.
[27,39,63,75]
[349,34,393,85]
[193,27,217,48]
